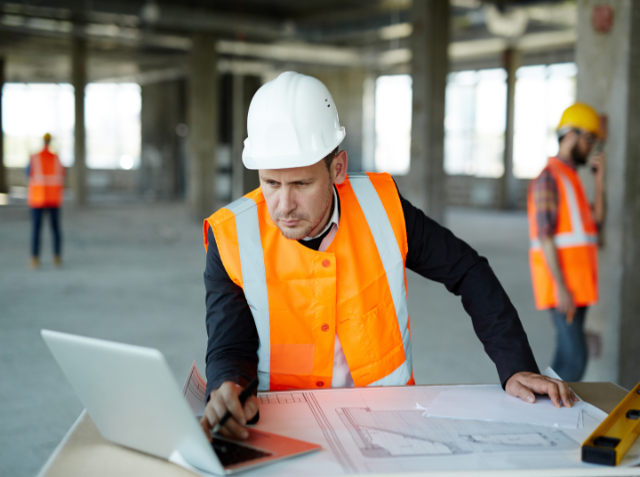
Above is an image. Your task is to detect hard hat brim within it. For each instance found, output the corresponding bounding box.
[242,128,346,170]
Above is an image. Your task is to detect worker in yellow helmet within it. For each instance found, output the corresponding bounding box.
[527,102,606,381]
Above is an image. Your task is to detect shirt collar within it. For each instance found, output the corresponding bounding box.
[302,186,340,241]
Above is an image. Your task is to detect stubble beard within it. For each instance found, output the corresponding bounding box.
[571,143,588,166]
[275,184,333,241]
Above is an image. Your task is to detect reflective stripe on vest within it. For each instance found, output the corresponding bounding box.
[348,173,412,386]
[226,197,271,391]
[230,174,411,390]
[31,153,64,186]
[529,167,597,250]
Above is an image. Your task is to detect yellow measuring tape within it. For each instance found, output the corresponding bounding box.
[582,382,640,466]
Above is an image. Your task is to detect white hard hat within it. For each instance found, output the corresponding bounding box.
[242,71,346,170]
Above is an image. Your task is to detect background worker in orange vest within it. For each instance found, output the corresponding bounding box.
[528,103,605,382]
[201,72,576,441]
[26,133,65,268]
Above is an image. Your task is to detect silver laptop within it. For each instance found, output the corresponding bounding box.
[41,329,320,475]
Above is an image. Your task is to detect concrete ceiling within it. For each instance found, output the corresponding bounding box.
[0,0,576,83]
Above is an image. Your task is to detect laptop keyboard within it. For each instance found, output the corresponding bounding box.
[211,437,272,467]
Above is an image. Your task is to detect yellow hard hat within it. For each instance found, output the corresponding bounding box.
[557,102,600,136]
[43,133,52,142]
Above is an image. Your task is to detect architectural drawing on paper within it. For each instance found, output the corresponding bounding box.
[336,407,578,458]
[259,393,305,404]
[462,432,555,447]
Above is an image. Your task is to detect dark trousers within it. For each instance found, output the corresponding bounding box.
[550,306,588,382]
[31,207,62,257]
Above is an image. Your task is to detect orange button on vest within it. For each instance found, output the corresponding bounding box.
[204,172,415,391]
[28,147,65,208]
[527,157,599,310]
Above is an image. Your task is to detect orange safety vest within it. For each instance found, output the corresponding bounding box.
[204,172,414,391]
[527,157,598,310]
[28,147,65,208]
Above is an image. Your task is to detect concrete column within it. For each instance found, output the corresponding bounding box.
[402,0,449,223]
[577,0,640,389]
[310,67,367,172]
[361,73,376,172]
[499,47,521,209]
[231,74,244,200]
[0,57,6,194]
[140,79,186,200]
[71,37,87,205]
[187,33,218,218]
[242,76,262,194]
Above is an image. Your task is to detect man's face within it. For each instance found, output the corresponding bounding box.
[572,129,596,165]
[259,160,334,240]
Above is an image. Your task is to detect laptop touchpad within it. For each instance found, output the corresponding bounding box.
[211,438,273,466]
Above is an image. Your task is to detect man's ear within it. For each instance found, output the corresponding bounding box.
[332,150,348,185]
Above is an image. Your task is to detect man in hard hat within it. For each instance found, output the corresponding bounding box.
[201,72,576,440]
[527,102,605,382]
[27,133,65,268]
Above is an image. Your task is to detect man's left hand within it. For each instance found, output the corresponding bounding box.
[505,372,578,408]
[590,151,606,185]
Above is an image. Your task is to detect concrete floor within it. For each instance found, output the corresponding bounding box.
[1,201,566,477]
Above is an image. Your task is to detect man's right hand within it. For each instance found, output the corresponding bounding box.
[200,381,259,441]
[556,284,575,316]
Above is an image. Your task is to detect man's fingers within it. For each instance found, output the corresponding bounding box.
[521,376,562,407]
[555,380,574,408]
[200,416,213,443]
[244,396,259,421]
[537,378,574,407]
[210,397,249,439]
[507,373,580,408]
[517,383,536,404]
[221,388,247,426]
[203,400,220,427]
[506,379,535,404]
[221,417,250,439]
[541,380,561,407]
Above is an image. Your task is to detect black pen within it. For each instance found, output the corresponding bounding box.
[211,376,259,435]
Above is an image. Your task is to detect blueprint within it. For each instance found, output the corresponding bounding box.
[242,386,640,476]
[337,407,577,458]
[181,361,207,418]
[179,367,640,476]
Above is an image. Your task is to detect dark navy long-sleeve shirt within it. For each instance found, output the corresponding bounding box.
[203,189,539,399]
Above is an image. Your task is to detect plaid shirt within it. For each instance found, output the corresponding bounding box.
[531,157,576,240]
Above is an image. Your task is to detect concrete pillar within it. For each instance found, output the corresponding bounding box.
[403,0,449,223]
[140,79,186,200]
[0,57,6,194]
[361,73,376,172]
[187,33,218,218]
[71,37,87,205]
[310,67,367,172]
[242,76,262,195]
[499,47,521,209]
[577,0,640,389]
[231,74,244,200]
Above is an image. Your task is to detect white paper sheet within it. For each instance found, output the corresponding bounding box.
[419,384,585,429]
[181,361,207,418]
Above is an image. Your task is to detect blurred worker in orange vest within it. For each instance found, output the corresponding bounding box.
[527,103,606,382]
[27,133,65,269]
